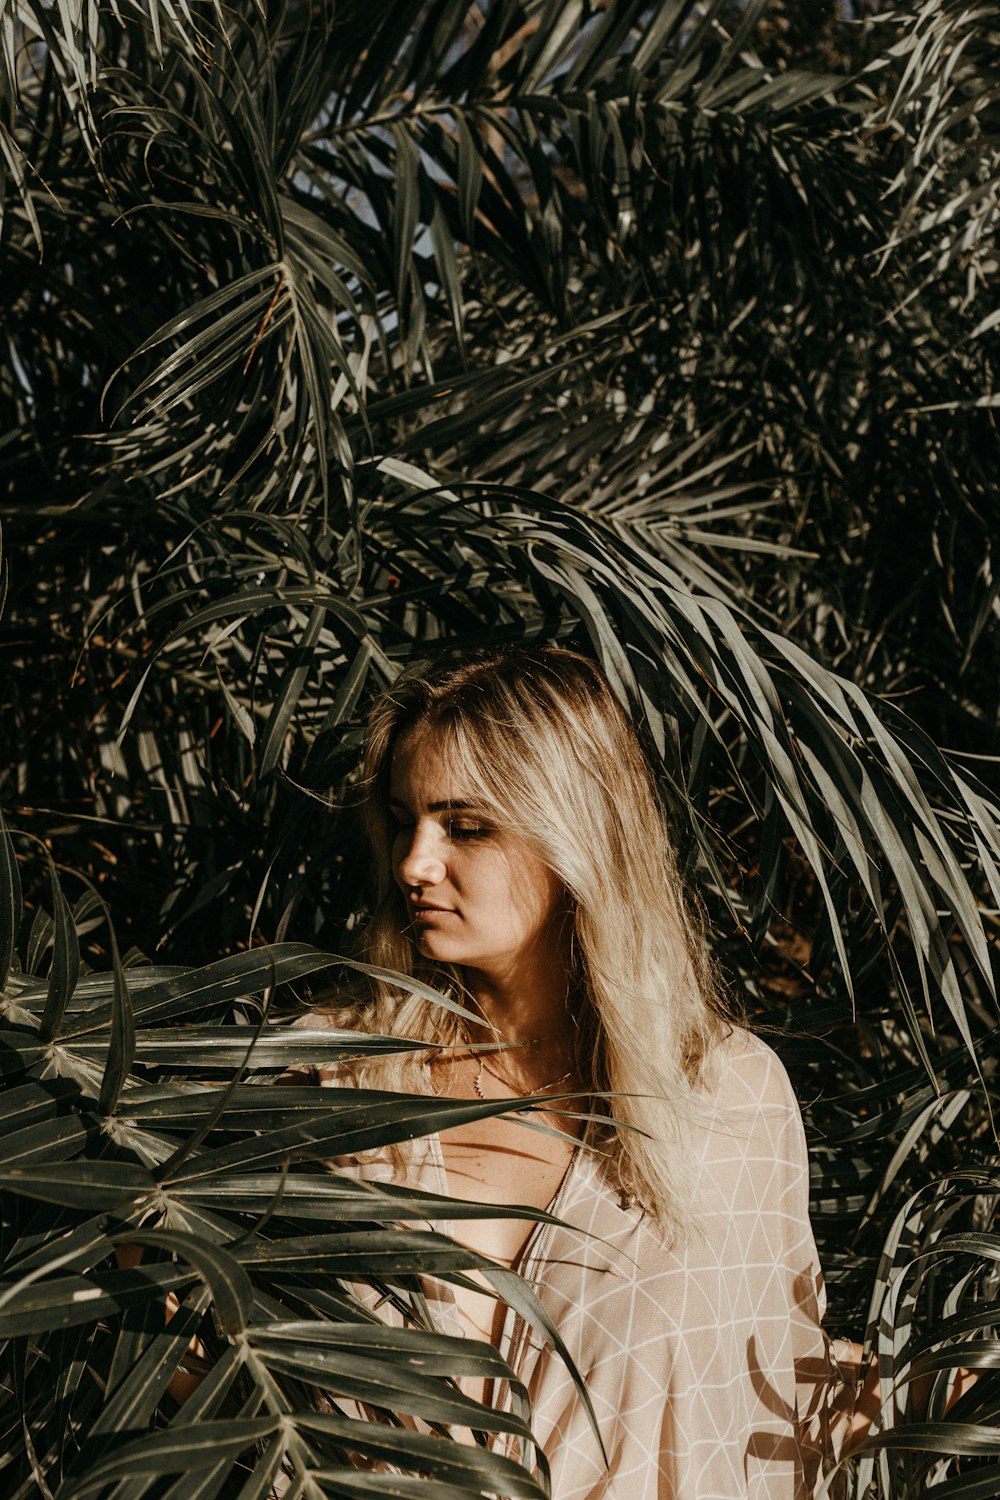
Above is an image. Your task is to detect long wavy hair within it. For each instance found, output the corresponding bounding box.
[323,643,732,1241]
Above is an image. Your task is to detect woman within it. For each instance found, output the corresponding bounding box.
[307,642,866,1499]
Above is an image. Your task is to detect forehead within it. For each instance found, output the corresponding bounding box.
[389,725,478,807]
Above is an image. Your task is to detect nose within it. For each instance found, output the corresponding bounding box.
[394,820,447,890]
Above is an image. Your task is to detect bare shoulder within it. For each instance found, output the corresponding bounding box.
[702,1024,800,1116]
[288,1006,346,1031]
[281,1006,364,1088]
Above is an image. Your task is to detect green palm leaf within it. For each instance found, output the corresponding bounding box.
[2,2,999,1494]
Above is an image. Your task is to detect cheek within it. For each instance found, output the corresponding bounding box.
[529,871,566,930]
[492,854,563,932]
[389,831,413,891]
[390,842,403,888]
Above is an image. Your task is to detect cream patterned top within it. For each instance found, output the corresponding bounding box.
[313,1026,858,1499]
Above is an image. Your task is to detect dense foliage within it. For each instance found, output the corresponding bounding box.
[1,1,998,1495]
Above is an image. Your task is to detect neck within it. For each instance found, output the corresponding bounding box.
[462,927,575,1075]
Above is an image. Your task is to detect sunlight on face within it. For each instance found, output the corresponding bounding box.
[389,727,566,984]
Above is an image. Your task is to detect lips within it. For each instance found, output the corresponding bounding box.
[410,899,454,920]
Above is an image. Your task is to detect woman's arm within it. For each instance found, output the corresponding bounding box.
[838,1338,981,1448]
[113,1242,210,1403]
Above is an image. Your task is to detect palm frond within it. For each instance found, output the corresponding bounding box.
[1,3,998,1494]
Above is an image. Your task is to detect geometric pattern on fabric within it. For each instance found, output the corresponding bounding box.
[313,1027,857,1500]
[485,1029,859,1499]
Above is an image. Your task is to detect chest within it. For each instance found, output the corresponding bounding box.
[434,1113,575,1345]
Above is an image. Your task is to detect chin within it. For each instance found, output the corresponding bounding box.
[415,933,474,967]
[414,932,455,959]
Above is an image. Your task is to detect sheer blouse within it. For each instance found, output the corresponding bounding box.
[308,1025,857,1499]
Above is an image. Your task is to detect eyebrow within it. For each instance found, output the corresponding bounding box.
[388,798,482,813]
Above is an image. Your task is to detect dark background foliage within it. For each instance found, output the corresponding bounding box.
[1,1,999,1495]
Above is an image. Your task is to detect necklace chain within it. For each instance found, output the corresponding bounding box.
[473,1054,576,1100]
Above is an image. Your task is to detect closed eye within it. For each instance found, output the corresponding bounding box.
[448,823,492,841]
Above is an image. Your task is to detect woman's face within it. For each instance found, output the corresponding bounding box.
[389,727,566,981]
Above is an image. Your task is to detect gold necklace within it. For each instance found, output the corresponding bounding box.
[473,1055,576,1100]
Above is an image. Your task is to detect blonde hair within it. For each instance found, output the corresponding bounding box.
[322,643,731,1242]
